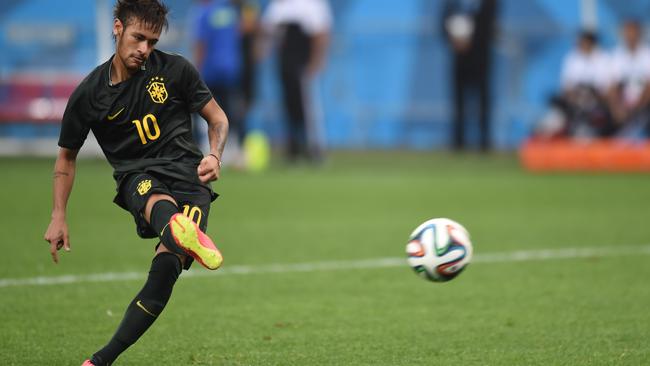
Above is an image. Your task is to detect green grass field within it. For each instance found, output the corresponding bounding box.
[1,152,650,365]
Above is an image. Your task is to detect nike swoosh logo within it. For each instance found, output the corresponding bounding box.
[107,107,125,121]
[136,300,158,317]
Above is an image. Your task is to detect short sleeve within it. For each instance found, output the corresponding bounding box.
[306,0,332,34]
[179,56,213,112]
[58,86,91,150]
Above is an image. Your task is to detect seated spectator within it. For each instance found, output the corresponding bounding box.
[536,30,612,139]
[607,19,650,139]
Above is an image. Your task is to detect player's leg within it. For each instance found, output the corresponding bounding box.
[281,64,306,160]
[89,250,182,366]
[166,181,219,270]
[89,179,184,365]
[88,177,218,365]
[146,194,222,270]
[144,193,185,255]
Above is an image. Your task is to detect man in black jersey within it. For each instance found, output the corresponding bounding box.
[42,1,228,365]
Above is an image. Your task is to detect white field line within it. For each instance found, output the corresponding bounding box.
[2,245,650,288]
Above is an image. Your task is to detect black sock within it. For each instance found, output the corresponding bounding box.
[91,253,182,365]
[149,199,185,255]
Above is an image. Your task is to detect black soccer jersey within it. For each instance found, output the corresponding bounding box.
[59,50,212,186]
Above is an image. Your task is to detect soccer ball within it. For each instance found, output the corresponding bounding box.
[405,218,473,282]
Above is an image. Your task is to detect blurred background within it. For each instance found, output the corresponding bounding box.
[0,0,649,157]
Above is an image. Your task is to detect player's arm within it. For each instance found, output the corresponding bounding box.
[44,147,79,263]
[196,98,229,183]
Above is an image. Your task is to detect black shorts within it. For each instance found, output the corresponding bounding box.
[114,173,218,268]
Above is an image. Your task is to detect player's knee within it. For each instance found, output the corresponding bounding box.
[148,193,176,205]
[157,243,188,265]
[144,194,177,220]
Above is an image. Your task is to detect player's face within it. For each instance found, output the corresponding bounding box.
[113,18,161,71]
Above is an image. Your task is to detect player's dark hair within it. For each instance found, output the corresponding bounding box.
[113,0,169,36]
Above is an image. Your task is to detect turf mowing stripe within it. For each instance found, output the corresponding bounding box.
[2,244,650,288]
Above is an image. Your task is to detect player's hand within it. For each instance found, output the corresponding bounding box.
[197,154,221,183]
[44,217,71,264]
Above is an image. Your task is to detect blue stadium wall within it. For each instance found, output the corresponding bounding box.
[1,0,649,150]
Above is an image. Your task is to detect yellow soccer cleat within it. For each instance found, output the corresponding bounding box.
[169,213,223,270]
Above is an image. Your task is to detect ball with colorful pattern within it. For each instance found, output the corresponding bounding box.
[406,218,473,282]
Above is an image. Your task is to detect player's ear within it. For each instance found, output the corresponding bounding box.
[113,18,123,38]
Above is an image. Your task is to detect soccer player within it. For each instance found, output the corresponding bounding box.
[42,1,228,365]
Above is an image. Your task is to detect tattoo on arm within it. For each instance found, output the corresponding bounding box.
[208,120,228,158]
[53,171,70,179]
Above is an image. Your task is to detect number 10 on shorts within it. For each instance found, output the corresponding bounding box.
[182,204,202,226]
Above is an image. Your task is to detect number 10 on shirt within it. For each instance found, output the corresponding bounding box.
[132,113,161,144]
